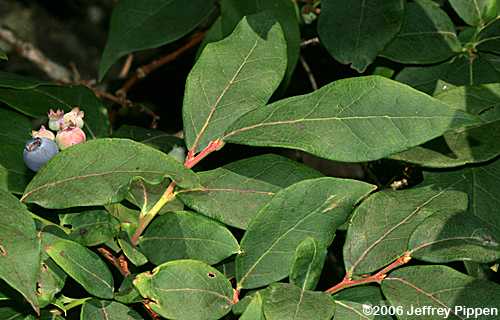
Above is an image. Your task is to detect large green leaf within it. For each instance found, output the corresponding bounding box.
[289,237,326,291]
[422,160,500,236]
[391,84,500,167]
[178,166,280,229]
[98,0,216,80]
[58,210,120,246]
[211,0,300,85]
[21,138,200,208]
[344,187,468,275]
[36,259,66,308]
[318,0,404,72]
[395,54,500,95]
[409,210,500,263]
[262,283,335,320]
[0,189,40,313]
[0,71,51,89]
[224,76,479,163]
[449,0,499,26]
[236,177,375,289]
[133,260,234,320]
[0,84,110,138]
[0,108,33,194]
[382,265,500,320]
[112,125,184,153]
[381,0,461,64]
[45,238,114,299]
[183,12,287,153]
[81,299,143,320]
[139,211,240,265]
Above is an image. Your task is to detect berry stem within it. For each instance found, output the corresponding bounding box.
[325,252,411,294]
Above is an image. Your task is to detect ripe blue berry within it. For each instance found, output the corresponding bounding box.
[23,138,59,172]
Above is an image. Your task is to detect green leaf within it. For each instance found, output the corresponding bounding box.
[391,84,500,167]
[422,159,500,238]
[45,238,114,299]
[395,54,500,95]
[318,0,404,72]
[105,203,140,238]
[98,0,216,80]
[21,138,200,208]
[344,187,468,275]
[112,125,184,153]
[81,299,143,320]
[178,166,280,229]
[0,49,7,60]
[213,0,300,85]
[183,12,287,153]
[240,292,264,320]
[224,154,323,187]
[236,177,375,289]
[333,286,391,320]
[262,283,335,320]
[449,0,499,26]
[0,84,110,138]
[0,189,41,313]
[178,154,322,229]
[37,259,66,308]
[477,17,500,55]
[59,210,120,246]
[382,265,500,320]
[409,210,500,263]
[0,108,33,194]
[127,177,184,214]
[224,76,480,162]
[139,211,240,265]
[115,275,143,304]
[289,237,326,291]
[0,71,51,89]
[381,0,461,64]
[133,260,234,320]
[118,236,148,267]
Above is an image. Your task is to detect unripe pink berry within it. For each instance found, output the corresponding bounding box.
[56,127,86,150]
[31,125,55,140]
[63,107,85,129]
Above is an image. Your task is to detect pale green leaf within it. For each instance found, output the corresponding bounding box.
[236,177,375,289]
[224,76,479,162]
[289,237,326,291]
[183,12,287,153]
[21,139,200,208]
[344,187,468,275]
[240,292,264,320]
[382,265,500,320]
[449,0,499,26]
[139,211,240,265]
[45,238,114,299]
[318,0,404,72]
[133,260,233,320]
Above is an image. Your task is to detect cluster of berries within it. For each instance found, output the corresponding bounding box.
[23,107,86,172]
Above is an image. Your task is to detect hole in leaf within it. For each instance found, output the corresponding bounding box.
[0,244,7,256]
[207,272,216,278]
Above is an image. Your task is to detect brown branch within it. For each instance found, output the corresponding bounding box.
[0,26,72,82]
[299,55,318,90]
[97,247,131,277]
[325,252,411,294]
[117,31,206,97]
[119,54,134,78]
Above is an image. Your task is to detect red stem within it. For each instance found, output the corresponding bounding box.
[184,139,225,169]
[325,252,411,294]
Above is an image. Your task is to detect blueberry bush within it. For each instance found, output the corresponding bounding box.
[1,0,500,319]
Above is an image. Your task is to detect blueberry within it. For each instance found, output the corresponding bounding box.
[23,137,59,172]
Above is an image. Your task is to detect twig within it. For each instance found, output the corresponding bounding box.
[119,54,134,78]
[117,31,206,97]
[97,247,130,277]
[300,37,320,47]
[299,55,318,90]
[0,26,72,82]
[325,252,411,294]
